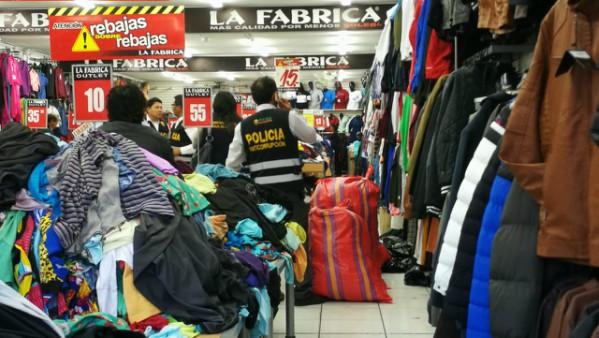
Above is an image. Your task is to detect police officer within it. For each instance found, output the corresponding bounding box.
[227,76,324,305]
[227,76,321,226]
[143,97,169,138]
[170,94,199,162]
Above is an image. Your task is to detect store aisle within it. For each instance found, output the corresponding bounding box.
[274,274,434,338]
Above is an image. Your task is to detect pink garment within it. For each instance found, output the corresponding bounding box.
[30,69,40,92]
[141,148,180,175]
[8,55,22,122]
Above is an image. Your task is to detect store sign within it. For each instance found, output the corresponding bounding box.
[58,54,374,72]
[25,99,48,129]
[276,58,301,89]
[186,5,392,32]
[0,10,49,34]
[72,64,112,122]
[48,6,185,61]
[183,87,212,127]
[314,112,330,130]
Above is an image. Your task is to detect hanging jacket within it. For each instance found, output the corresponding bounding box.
[466,164,513,338]
[488,179,543,338]
[499,0,599,266]
[443,112,508,326]
[433,118,506,296]
[53,67,68,100]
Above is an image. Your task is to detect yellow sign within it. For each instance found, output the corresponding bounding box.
[303,111,315,127]
[72,26,100,52]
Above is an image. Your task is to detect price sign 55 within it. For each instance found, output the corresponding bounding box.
[26,99,48,129]
[183,87,212,127]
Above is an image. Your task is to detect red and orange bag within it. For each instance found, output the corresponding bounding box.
[309,177,391,302]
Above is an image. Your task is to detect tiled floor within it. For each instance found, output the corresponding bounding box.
[273,274,434,338]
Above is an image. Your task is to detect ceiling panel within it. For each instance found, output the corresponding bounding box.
[1,0,394,9]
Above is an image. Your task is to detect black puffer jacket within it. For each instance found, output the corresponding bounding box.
[488,179,543,338]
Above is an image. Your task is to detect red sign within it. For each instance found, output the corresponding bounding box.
[241,103,257,119]
[49,6,185,61]
[183,87,212,127]
[314,112,330,129]
[275,57,301,88]
[72,64,112,122]
[68,110,84,130]
[26,99,48,129]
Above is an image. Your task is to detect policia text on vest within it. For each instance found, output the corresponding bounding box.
[245,118,287,152]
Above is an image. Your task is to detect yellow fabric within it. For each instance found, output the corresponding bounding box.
[183,173,217,195]
[285,222,306,244]
[169,321,200,338]
[14,244,32,296]
[293,245,307,283]
[122,264,161,323]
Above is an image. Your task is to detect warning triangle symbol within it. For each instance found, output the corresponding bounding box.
[72,26,100,52]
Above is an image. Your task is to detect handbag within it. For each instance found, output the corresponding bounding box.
[191,128,214,168]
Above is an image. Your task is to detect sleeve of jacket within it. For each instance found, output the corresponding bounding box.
[498,16,550,204]
[432,75,457,194]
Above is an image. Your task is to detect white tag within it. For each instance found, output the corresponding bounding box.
[514,5,528,19]
[570,50,592,59]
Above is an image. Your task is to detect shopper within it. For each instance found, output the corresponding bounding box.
[100,84,177,167]
[170,94,199,163]
[196,91,242,165]
[143,97,169,138]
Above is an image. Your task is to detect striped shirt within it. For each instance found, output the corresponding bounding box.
[55,129,174,249]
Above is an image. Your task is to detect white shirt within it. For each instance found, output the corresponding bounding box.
[309,89,323,109]
[401,0,416,61]
[347,90,363,110]
[143,117,160,132]
[173,116,200,156]
[226,103,322,171]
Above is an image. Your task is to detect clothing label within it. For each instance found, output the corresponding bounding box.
[514,5,528,19]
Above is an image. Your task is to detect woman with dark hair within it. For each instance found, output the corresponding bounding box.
[197,91,242,165]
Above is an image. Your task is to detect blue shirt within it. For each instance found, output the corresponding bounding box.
[321,90,336,110]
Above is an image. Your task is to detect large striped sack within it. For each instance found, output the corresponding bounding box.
[310,177,390,265]
[309,204,392,302]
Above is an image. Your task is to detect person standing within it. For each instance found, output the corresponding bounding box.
[170,94,199,163]
[197,91,242,165]
[227,76,325,305]
[226,76,321,225]
[143,97,169,138]
[100,85,177,167]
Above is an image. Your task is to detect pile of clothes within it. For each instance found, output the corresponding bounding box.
[0,123,306,338]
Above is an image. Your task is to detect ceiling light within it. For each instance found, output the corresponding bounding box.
[211,0,223,9]
[218,71,236,81]
[184,48,196,58]
[74,0,95,9]
[340,0,352,6]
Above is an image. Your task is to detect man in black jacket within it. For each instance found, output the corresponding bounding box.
[100,85,177,167]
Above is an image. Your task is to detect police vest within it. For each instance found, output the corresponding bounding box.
[157,121,169,138]
[169,120,192,148]
[148,119,170,138]
[241,109,302,186]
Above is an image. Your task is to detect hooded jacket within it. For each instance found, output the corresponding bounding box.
[499,0,599,266]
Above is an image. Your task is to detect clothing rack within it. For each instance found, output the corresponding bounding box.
[463,44,534,66]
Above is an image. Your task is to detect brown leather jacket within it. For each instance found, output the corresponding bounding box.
[500,0,599,266]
